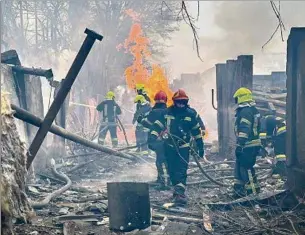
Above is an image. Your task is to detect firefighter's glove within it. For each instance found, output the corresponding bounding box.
[235,146,244,159]
[198,149,204,159]
[201,130,206,137]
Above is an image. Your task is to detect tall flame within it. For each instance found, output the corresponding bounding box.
[118,9,174,106]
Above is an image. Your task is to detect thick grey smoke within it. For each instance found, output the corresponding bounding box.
[199,1,305,72]
[168,1,305,142]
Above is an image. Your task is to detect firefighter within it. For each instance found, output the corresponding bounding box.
[188,106,206,156]
[233,87,261,197]
[96,91,122,147]
[133,94,151,154]
[259,112,276,157]
[138,91,169,189]
[136,84,151,103]
[265,115,287,177]
[149,89,204,204]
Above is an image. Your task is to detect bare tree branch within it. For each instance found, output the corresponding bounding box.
[262,1,286,49]
[178,1,203,61]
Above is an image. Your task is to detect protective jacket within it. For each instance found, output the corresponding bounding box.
[139,103,167,130]
[235,102,261,148]
[96,99,121,122]
[188,106,206,132]
[132,102,151,126]
[149,106,204,152]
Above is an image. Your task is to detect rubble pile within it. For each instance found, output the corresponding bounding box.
[12,143,305,235]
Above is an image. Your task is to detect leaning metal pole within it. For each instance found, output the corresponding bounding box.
[26,28,103,169]
[11,104,133,161]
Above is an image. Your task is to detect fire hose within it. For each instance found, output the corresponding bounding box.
[192,152,231,187]
[30,159,72,209]
[116,116,130,146]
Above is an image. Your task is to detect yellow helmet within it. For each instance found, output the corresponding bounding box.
[106,91,115,100]
[136,84,145,91]
[134,95,146,104]
[233,87,253,104]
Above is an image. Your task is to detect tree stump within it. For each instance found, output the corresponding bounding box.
[1,93,32,235]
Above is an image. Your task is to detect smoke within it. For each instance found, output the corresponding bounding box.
[168,1,305,142]
[169,1,305,75]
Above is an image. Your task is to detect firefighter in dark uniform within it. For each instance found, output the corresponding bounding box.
[188,106,206,156]
[96,91,122,147]
[259,112,276,157]
[265,115,287,177]
[139,91,169,188]
[136,84,151,103]
[133,95,151,154]
[149,89,204,204]
[233,87,261,197]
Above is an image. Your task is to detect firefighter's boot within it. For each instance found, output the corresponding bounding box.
[233,181,246,199]
[173,184,187,205]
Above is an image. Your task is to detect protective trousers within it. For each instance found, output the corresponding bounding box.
[165,144,190,196]
[273,132,287,177]
[98,122,118,147]
[234,146,260,196]
[135,125,149,153]
[154,141,169,186]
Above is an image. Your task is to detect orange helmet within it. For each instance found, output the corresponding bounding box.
[172,89,189,101]
[154,91,167,103]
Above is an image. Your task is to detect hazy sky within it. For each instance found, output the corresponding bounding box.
[167,1,305,78]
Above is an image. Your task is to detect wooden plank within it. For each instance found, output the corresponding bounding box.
[236,55,253,90]
[216,64,226,158]
[12,65,53,79]
[253,90,286,100]
[225,60,237,159]
[286,27,305,197]
[1,50,21,65]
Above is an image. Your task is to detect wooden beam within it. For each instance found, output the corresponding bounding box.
[286,27,305,197]
[1,50,21,65]
[12,65,53,79]
[216,63,226,158]
[11,104,133,161]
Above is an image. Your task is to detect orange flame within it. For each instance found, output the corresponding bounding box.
[118,9,174,106]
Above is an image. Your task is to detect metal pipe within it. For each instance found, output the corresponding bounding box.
[211,89,217,110]
[11,104,134,161]
[26,28,103,169]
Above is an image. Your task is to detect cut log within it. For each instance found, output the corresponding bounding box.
[1,94,32,235]
[253,96,286,107]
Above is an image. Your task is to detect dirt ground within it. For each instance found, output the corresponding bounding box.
[13,146,305,235]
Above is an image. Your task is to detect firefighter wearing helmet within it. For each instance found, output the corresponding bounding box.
[132,94,151,154]
[96,91,122,147]
[138,91,169,189]
[233,87,261,197]
[149,89,204,204]
[136,84,151,103]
